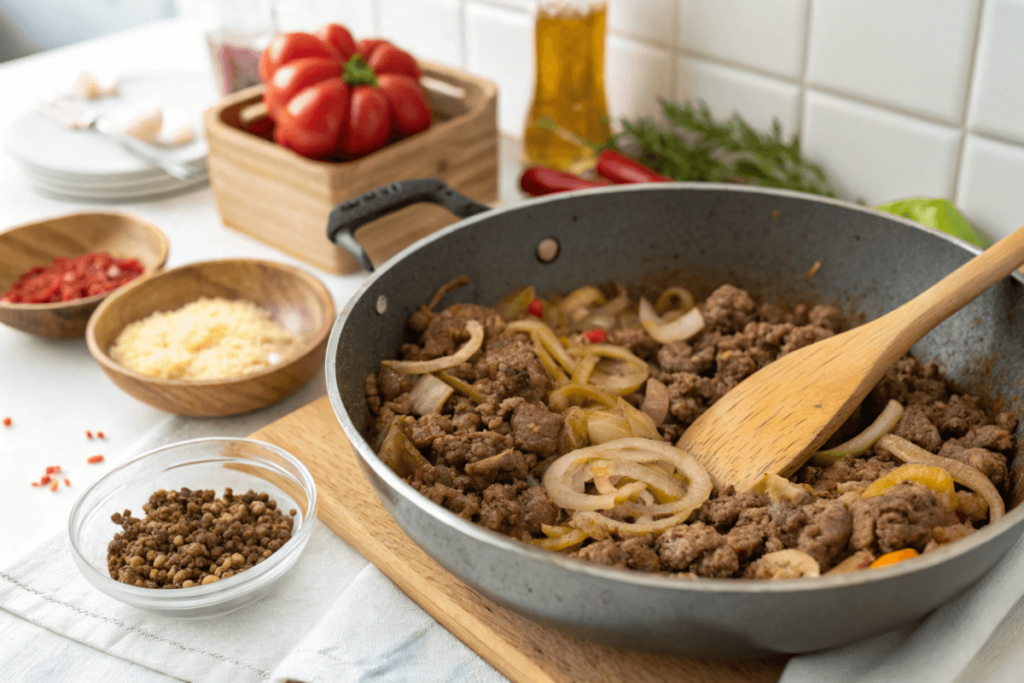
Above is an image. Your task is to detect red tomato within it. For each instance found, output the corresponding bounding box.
[265,57,342,121]
[354,38,389,59]
[315,24,356,62]
[369,44,421,80]
[259,32,339,82]
[337,86,390,157]
[378,73,430,137]
[278,79,350,159]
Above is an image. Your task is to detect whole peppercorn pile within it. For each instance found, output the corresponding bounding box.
[107,487,296,589]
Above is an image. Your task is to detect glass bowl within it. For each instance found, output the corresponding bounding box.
[68,437,317,619]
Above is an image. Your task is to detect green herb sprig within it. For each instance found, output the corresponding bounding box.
[620,100,838,197]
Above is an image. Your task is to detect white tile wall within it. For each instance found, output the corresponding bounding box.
[677,0,808,80]
[806,0,979,124]
[957,134,1024,240]
[252,0,1024,240]
[802,91,962,203]
[968,0,1024,146]
[677,56,800,133]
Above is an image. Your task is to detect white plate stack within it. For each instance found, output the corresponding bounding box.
[4,72,217,202]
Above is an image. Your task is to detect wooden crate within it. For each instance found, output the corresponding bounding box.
[204,63,498,274]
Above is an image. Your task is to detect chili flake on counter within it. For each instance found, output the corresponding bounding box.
[1,252,144,304]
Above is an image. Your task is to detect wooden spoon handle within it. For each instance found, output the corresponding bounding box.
[881,224,1024,350]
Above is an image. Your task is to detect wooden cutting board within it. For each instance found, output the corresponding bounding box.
[249,396,787,683]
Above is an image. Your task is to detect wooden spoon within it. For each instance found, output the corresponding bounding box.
[676,225,1024,492]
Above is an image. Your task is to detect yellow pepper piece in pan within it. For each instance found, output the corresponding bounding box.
[861,463,958,512]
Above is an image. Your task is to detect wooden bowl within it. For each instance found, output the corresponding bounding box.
[85,259,335,417]
[0,212,169,338]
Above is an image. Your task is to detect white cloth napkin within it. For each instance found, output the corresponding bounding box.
[0,382,505,683]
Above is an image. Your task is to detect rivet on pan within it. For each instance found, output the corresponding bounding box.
[537,238,560,263]
[376,295,388,315]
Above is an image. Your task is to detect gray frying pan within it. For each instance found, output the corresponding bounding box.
[323,179,1024,658]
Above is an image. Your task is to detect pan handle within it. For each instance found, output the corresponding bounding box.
[326,178,492,272]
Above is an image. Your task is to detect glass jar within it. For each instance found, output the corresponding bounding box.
[524,0,610,172]
[198,0,276,96]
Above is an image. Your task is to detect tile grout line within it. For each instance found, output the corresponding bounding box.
[796,0,815,138]
[950,0,988,204]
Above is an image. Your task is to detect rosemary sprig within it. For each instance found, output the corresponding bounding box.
[620,100,838,197]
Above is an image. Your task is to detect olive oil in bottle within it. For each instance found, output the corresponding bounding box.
[524,1,610,171]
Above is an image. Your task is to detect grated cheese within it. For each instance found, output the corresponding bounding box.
[109,297,305,380]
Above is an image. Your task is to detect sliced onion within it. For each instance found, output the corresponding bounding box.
[752,473,814,505]
[641,378,670,426]
[585,410,634,445]
[533,528,589,551]
[596,283,630,317]
[408,374,455,416]
[638,297,705,344]
[531,331,569,383]
[558,406,590,454]
[825,550,875,575]
[570,509,693,538]
[549,383,618,412]
[509,319,577,374]
[810,400,904,467]
[655,286,696,315]
[750,549,820,579]
[876,435,1005,521]
[436,370,485,404]
[571,354,600,385]
[494,285,536,320]
[543,438,712,537]
[570,343,649,395]
[384,320,484,374]
[560,286,605,316]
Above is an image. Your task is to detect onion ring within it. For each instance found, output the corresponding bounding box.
[384,320,484,374]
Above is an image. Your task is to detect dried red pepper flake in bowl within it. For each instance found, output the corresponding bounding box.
[1,252,145,304]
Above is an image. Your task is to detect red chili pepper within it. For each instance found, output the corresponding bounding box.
[528,299,543,318]
[2,417,10,427]
[520,166,607,197]
[583,328,607,343]
[87,455,105,464]
[596,149,671,184]
[0,252,144,304]
[86,430,93,439]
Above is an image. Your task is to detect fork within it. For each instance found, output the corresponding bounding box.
[39,98,200,181]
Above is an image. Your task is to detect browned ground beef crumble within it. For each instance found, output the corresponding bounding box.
[365,284,1020,578]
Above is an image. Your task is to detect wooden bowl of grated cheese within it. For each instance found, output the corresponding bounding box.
[85,259,334,416]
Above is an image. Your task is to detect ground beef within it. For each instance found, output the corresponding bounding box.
[475,337,552,402]
[848,483,956,554]
[420,303,505,358]
[519,486,559,534]
[894,404,943,453]
[368,282,1019,579]
[510,402,563,457]
[656,521,740,577]
[703,285,757,333]
[571,537,660,572]
[936,442,1008,488]
[609,327,660,360]
[478,482,527,536]
[432,431,514,470]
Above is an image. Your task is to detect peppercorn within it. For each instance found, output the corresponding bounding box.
[106,488,295,589]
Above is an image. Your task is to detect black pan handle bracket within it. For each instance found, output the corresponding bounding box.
[326,178,492,272]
